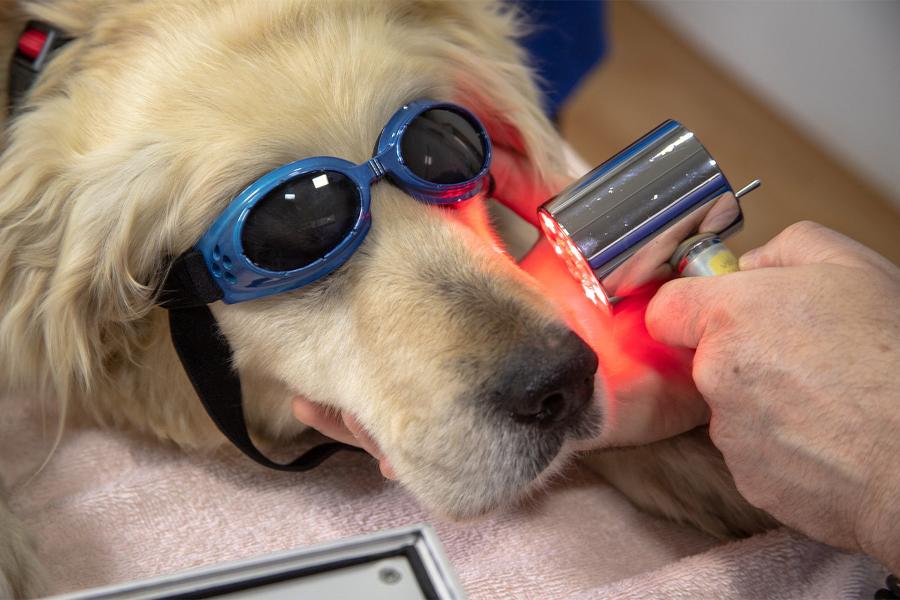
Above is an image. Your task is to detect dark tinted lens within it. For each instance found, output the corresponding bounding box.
[400,108,486,184]
[241,171,360,271]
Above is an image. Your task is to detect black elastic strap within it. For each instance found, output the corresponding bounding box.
[168,304,362,471]
[158,250,224,309]
[161,251,361,471]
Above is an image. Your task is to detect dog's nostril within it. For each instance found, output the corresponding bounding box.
[510,392,566,424]
[496,330,598,429]
[537,392,565,422]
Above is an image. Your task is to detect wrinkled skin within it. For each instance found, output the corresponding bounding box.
[647,221,900,573]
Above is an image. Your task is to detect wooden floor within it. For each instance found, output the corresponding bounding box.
[559,1,900,264]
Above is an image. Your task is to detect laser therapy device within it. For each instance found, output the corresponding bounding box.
[538,120,760,309]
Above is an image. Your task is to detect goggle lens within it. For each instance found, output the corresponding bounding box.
[400,108,486,184]
[241,170,361,272]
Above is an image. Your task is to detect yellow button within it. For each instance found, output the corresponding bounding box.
[708,250,739,274]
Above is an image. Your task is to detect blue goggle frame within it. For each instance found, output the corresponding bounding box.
[196,99,492,304]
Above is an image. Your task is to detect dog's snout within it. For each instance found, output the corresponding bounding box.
[492,330,598,428]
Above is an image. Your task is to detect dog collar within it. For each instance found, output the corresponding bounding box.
[8,21,72,111]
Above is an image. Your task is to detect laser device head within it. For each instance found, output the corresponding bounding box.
[539,120,759,309]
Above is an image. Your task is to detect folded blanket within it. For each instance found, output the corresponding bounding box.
[0,391,886,599]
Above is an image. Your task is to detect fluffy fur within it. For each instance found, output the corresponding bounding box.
[0,1,772,596]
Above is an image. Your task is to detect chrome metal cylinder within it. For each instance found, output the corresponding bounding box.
[539,120,745,300]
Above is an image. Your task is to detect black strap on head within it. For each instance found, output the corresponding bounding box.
[158,251,224,309]
[162,251,362,471]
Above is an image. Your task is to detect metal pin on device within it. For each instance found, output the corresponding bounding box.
[735,179,761,199]
[539,120,761,309]
[671,178,762,278]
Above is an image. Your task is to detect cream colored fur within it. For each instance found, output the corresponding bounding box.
[0,1,771,596]
[0,0,566,451]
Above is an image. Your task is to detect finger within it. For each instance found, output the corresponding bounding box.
[603,292,710,444]
[379,461,397,480]
[343,414,397,480]
[489,146,557,226]
[342,413,383,458]
[601,372,711,447]
[739,221,875,271]
[291,397,361,448]
[645,276,732,349]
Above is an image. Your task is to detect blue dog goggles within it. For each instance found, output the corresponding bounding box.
[192,99,492,304]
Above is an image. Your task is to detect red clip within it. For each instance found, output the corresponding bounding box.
[18,28,48,60]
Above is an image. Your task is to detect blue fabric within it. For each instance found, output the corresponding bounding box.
[517,0,607,119]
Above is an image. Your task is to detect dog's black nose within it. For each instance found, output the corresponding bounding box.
[491,330,598,428]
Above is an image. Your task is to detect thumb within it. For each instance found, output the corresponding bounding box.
[739,221,872,271]
[645,275,731,349]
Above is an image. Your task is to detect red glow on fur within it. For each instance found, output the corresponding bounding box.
[520,239,695,409]
[446,115,697,424]
[440,194,509,257]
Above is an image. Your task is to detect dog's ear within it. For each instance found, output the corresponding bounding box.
[394,0,568,189]
[0,107,194,398]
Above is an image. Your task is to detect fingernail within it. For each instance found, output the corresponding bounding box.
[380,461,397,480]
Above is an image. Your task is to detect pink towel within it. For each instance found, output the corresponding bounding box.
[574,528,886,600]
[0,391,886,599]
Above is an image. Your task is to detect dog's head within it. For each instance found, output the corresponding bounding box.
[1,0,602,518]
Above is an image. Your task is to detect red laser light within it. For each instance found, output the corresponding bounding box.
[538,210,610,313]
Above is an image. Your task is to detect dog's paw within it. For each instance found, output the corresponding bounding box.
[0,502,47,599]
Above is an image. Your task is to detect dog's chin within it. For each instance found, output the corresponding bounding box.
[397,400,603,521]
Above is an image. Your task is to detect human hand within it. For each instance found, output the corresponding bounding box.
[646,221,900,571]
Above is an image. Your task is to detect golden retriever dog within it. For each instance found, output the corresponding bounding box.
[0,0,774,596]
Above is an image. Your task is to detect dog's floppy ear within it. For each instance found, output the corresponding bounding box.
[395,0,568,189]
[0,98,206,402]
